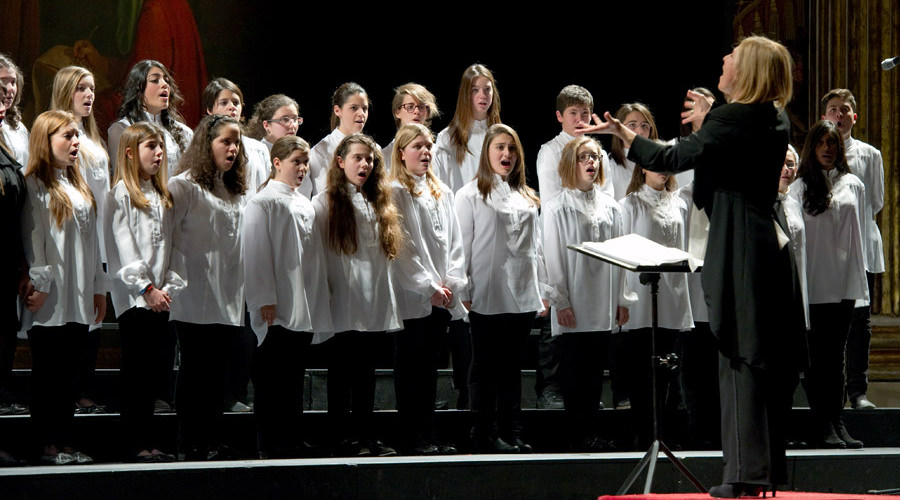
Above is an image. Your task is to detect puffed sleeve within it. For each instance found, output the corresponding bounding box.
[242,198,278,311]
[390,187,442,297]
[542,202,570,310]
[453,187,475,303]
[533,206,552,305]
[22,178,52,293]
[107,188,152,295]
[443,189,468,296]
[536,144,561,202]
[107,120,127,173]
[166,176,193,283]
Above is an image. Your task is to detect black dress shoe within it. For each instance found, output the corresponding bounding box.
[833,420,864,449]
[510,438,533,453]
[369,440,397,457]
[708,483,765,498]
[0,450,26,467]
[477,437,519,453]
[820,422,847,449]
[412,444,440,455]
[437,443,457,454]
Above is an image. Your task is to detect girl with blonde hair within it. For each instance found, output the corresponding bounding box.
[22,110,108,465]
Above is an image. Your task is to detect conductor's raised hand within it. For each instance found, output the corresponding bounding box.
[578,112,637,148]
[680,89,714,127]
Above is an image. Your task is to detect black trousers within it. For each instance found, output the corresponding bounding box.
[0,292,18,403]
[119,307,171,456]
[468,311,533,441]
[719,353,794,486]
[174,321,239,453]
[326,330,384,442]
[252,325,313,457]
[557,331,609,443]
[678,323,721,448]
[846,272,875,400]
[806,300,855,425]
[625,327,679,448]
[28,323,88,449]
[394,308,451,448]
[224,309,255,406]
[446,319,471,409]
[535,313,562,397]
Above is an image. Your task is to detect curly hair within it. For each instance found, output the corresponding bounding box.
[178,114,247,196]
[117,60,189,153]
[325,133,403,259]
[247,94,299,140]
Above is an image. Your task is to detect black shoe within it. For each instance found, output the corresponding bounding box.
[708,483,766,498]
[510,437,533,453]
[369,440,397,457]
[412,443,440,455]
[833,420,864,449]
[477,437,519,453]
[820,422,847,449]
[0,450,25,467]
[437,443,458,455]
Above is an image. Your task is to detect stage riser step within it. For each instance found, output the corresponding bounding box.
[0,408,896,463]
[0,451,897,500]
[6,368,817,412]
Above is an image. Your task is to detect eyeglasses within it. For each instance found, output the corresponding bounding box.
[577,153,600,163]
[399,103,430,114]
[267,116,303,126]
[784,161,797,169]
[624,121,652,133]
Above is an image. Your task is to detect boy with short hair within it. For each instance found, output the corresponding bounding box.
[536,85,613,202]
[821,88,885,410]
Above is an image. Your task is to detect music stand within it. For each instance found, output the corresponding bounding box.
[568,243,706,495]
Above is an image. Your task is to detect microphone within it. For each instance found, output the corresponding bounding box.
[882,56,900,70]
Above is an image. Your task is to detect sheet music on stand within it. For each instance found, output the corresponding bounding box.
[568,233,702,273]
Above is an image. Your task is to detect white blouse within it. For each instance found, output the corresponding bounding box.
[778,187,809,329]
[791,170,868,305]
[312,186,402,333]
[243,180,333,345]
[432,119,487,193]
[242,135,271,200]
[455,174,549,315]
[536,130,613,202]
[21,172,109,329]
[167,172,244,325]
[105,179,186,317]
[308,128,346,199]
[543,185,634,336]
[77,125,110,262]
[390,176,468,321]
[608,153,635,201]
[1,120,28,167]
[108,112,193,176]
[618,184,693,331]
[677,183,707,323]
[381,138,395,173]
[844,136,885,274]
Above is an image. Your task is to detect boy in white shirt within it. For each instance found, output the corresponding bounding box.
[534,85,612,410]
[821,88,885,410]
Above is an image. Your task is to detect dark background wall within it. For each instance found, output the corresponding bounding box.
[33,1,737,186]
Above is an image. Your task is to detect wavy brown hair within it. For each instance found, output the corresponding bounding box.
[117,60,189,153]
[178,114,247,196]
[325,133,403,259]
[797,120,848,216]
[475,124,539,207]
[247,93,299,141]
[25,111,96,227]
